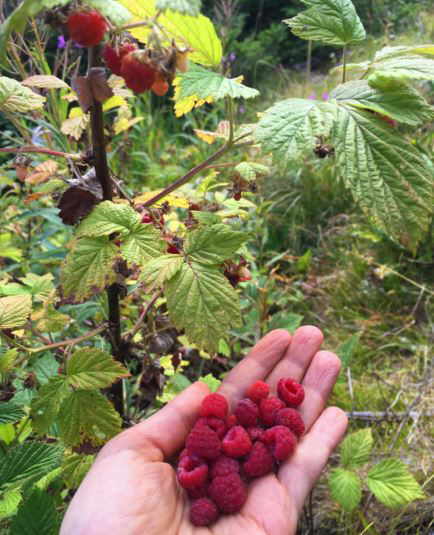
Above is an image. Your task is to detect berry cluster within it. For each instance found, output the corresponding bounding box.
[176,377,305,526]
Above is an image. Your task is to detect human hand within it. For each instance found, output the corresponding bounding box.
[60,326,348,535]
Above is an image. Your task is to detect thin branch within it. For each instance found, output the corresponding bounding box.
[125,291,161,342]
[0,146,82,160]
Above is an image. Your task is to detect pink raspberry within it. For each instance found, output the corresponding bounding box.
[246,426,265,442]
[263,425,297,462]
[259,396,285,427]
[222,426,252,458]
[177,454,208,489]
[246,380,270,403]
[243,440,274,478]
[208,473,247,513]
[187,484,209,499]
[274,408,305,437]
[197,416,227,439]
[234,398,259,427]
[210,455,240,479]
[189,498,219,526]
[186,422,221,459]
[200,393,228,420]
[277,378,305,407]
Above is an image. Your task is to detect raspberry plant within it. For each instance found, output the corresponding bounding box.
[0,0,431,530]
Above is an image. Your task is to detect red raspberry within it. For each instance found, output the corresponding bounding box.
[210,455,240,479]
[190,498,218,526]
[187,484,208,499]
[234,398,259,427]
[151,72,170,96]
[274,408,305,437]
[226,414,238,428]
[121,52,157,94]
[277,378,305,407]
[167,244,180,254]
[208,473,247,513]
[186,422,221,460]
[67,10,107,47]
[263,425,297,462]
[103,42,137,76]
[141,213,153,223]
[246,380,270,403]
[222,426,252,458]
[246,426,265,442]
[243,441,274,478]
[199,393,228,420]
[259,396,285,427]
[196,417,226,439]
[177,454,208,489]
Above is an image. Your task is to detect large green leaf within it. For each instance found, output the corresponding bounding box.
[87,0,132,25]
[141,254,184,288]
[340,428,373,468]
[62,453,95,489]
[61,237,118,301]
[10,489,60,535]
[367,459,424,508]
[0,402,25,425]
[120,222,166,266]
[332,105,434,251]
[367,46,434,83]
[0,489,21,519]
[0,295,32,329]
[165,262,241,352]
[255,99,335,162]
[58,390,122,447]
[331,80,434,126]
[31,377,70,435]
[0,348,18,378]
[0,77,45,112]
[185,224,249,264]
[76,201,140,238]
[66,348,129,390]
[284,0,366,47]
[329,468,362,511]
[156,0,201,16]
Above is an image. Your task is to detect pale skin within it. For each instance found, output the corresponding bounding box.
[60,326,348,535]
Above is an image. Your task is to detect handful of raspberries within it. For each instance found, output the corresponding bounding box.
[176,377,305,526]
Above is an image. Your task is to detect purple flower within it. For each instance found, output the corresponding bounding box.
[322,91,330,101]
[307,93,316,100]
[228,52,236,63]
[57,35,66,49]
[239,105,245,114]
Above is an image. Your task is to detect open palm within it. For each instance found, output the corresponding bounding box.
[61,327,348,535]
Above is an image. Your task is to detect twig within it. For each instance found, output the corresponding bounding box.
[347,410,432,421]
[125,292,161,342]
[0,146,82,160]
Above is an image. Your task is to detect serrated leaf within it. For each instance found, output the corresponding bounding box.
[61,237,118,301]
[340,428,373,468]
[367,46,434,82]
[61,114,89,140]
[165,262,241,352]
[0,403,25,425]
[0,442,62,490]
[58,390,122,447]
[62,453,95,489]
[10,489,60,535]
[256,99,335,162]
[66,348,129,389]
[331,79,434,126]
[21,75,69,90]
[199,373,220,392]
[284,0,366,47]
[0,348,18,376]
[367,459,425,508]
[332,105,434,251]
[31,377,70,435]
[0,489,21,519]
[34,466,62,491]
[186,224,249,264]
[0,295,32,329]
[235,162,270,181]
[141,254,184,288]
[0,77,45,112]
[337,333,360,369]
[77,201,139,237]
[156,0,201,16]
[87,0,132,25]
[121,222,166,266]
[19,273,54,301]
[119,0,222,66]
[329,468,362,511]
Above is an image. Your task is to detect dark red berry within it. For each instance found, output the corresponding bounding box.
[67,10,107,47]
[121,52,157,94]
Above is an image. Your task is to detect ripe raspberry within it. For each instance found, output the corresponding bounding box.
[103,42,137,76]
[226,414,238,428]
[208,473,247,513]
[277,378,305,407]
[246,426,265,442]
[186,422,221,460]
[141,213,153,223]
[263,425,297,462]
[259,396,285,427]
[246,380,270,403]
[167,244,180,254]
[190,498,218,526]
[120,52,157,94]
[234,398,259,427]
[222,426,252,458]
[196,417,226,439]
[243,440,274,478]
[177,454,208,489]
[274,408,305,437]
[67,10,107,47]
[187,483,208,499]
[199,393,228,420]
[210,455,240,479]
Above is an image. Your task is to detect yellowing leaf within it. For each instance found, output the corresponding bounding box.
[61,115,89,140]
[103,95,127,111]
[0,295,31,329]
[66,348,129,389]
[194,121,229,144]
[134,191,189,208]
[0,76,45,112]
[21,75,69,90]
[26,160,58,185]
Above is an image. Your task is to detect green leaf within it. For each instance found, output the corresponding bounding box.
[156,0,201,16]
[120,222,166,266]
[367,46,434,82]
[0,77,45,112]
[66,348,129,389]
[61,237,118,301]
[235,162,270,181]
[10,489,60,535]
[332,105,434,252]
[186,224,249,264]
[141,254,184,288]
[0,348,18,377]
[0,489,21,519]
[255,99,335,162]
[284,0,366,47]
[199,373,221,392]
[0,442,62,490]
[58,390,122,447]
[329,468,362,511]
[331,80,434,126]
[88,0,132,25]
[62,453,95,489]
[367,459,425,507]
[0,295,32,329]
[165,262,241,352]
[19,273,54,301]
[340,428,373,468]
[76,201,140,238]
[31,377,70,435]
[268,312,303,333]
[0,402,25,425]
[337,333,360,369]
